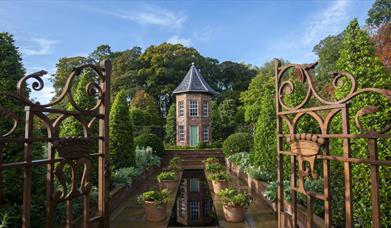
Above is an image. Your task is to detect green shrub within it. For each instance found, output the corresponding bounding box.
[211,140,223,148]
[222,133,253,156]
[264,179,324,216]
[228,152,251,170]
[138,189,169,206]
[205,163,224,174]
[218,188,252,208]
[203,157,218,164]
[207,172,231,182]
[111,167,140,188]
[135,146,161,170]
[157,171,177,181]
[134,133,165,157]
[247,166,272,182]
[169,156,182,167]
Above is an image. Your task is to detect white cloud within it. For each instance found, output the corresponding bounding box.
[302,0,350,46]
[22,38,59,56]
[167,35,192,47]
[107,5,186,30]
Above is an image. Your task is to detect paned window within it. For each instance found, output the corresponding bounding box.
[189,100,198,116]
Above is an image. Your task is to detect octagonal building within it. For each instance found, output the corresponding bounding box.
[173,63,218,146]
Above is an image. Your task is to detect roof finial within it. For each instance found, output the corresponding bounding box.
[191,62,195,67]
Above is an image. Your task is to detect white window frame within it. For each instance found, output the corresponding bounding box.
[203,101,209,117]
[178,101,184,117]
[189,100,198,117]
[203,126,209,142]
[178,125,185,142]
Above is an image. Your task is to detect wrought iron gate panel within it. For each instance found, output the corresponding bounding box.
[274,60,391,227]
[0,60,111,227]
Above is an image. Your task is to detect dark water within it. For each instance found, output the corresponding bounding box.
[167,169,219,227]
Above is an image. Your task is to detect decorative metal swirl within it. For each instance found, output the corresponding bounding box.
[0,106,19,137]
[2,61,109,112]
[276,60,391,134]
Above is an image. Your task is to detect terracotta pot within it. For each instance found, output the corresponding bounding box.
[223,205,246,223]
[211,180,228,194]
[159,180,177,192]
[144,201,167,222]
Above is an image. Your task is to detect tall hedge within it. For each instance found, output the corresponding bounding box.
[335,19,391,227]
[110,90,135,170]
[164,103,176,144]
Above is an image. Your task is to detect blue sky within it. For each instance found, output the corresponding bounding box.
[0,0,373,103]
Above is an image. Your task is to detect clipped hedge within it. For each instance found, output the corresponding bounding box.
[134,133,165,157]
[222,133,253,156]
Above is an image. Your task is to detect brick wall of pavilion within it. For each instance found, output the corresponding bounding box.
[176,93,212,146]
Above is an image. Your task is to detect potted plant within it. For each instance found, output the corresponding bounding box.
[157,171,177,192]
[205,162,224,174]
[208,172,231,194]
[169,156,182,168]
[138,189,169,222]
[218,188,252,223]
[203,157,218,170]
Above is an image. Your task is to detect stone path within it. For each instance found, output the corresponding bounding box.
[110,167,277,228]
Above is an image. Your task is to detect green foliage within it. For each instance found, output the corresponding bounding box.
[135,146,161,170]
[0,210,11,228]
[335,19,391,226]
[207,172,231,181]
[222,133,253,156]
[203,157,218,164]
[228,152,251,170]
[131,89,161,125]
[111,167,140,188]
[240,60,285,124]
[247,166,272,182]
[53,56,92,97]
[264,179,324,216]
[134,133,165,157]
[138,189,169,206]
[218,188,252,208]
[59,71,97,137]
[157,171,177,181]
[111,47,141,99]
[215,99,238,140]
[169,156,182,167]
[366,0,391,28]
[164,103,176,144]
[110,90,135,170]
[205,162,224,174]
[250,94,276,179]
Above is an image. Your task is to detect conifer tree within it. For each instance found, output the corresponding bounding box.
[110,90,135,169]
[164,103,176,144]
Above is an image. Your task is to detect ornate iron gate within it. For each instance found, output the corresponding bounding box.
[275,60,391,227]
[0,60,111,227]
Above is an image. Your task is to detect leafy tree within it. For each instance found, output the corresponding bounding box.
[89,44,117,63]
[164,103,176,144]
[217,61,257,92]
[240,60,278,123]
[335,19,391,226]
[59,71,97,137]
[137,43,219,109]
[53,56,92,97]
[373,23,391,70]
[111,47,141,99]
[131,89,161,125]
[366,0,391,28]
[213,99,237,140]
[110,90,135,169]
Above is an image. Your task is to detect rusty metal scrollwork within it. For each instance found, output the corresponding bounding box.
[275,59,391,228]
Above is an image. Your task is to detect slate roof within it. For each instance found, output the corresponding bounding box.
[173,63,219,95]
